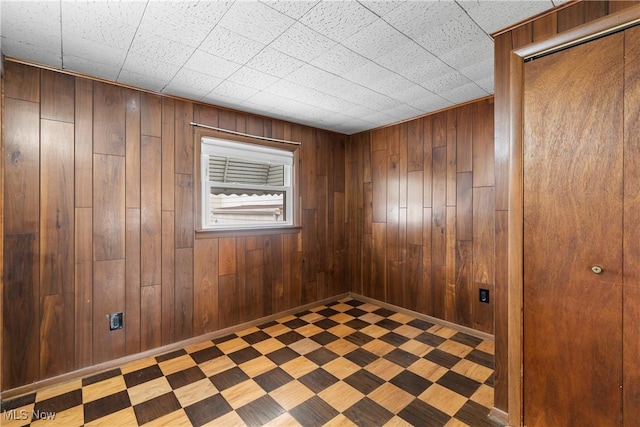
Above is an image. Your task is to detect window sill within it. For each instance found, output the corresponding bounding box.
[195,225,302,239]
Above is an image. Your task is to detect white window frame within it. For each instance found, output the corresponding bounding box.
[200,136,294,230]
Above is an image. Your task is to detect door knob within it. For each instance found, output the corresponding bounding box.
[591,265,603,274]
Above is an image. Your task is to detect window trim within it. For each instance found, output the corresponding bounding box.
[195,128,299,234]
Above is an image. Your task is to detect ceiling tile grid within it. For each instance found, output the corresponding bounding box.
[1,0,567,134]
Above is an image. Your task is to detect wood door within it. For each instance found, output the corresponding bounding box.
[523,33,624,426]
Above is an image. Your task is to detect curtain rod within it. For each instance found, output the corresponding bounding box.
[190,122,301,146]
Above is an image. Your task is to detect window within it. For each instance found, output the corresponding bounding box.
[201,136,294,230]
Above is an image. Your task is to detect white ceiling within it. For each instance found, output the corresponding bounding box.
[1,0,565,135]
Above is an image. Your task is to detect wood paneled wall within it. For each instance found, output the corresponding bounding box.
[345,98,495,334]
[1,61,347,391]
[492,0,640,414]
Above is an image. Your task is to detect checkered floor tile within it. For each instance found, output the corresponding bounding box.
[1,298,498,426]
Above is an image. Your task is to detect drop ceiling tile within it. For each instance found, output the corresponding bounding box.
[369,75,421,100]
[117,69,169,93]
[360,0,407,17]
[474,76,494,94]
[244,91,290,110]
[438,82,488,104]
[264,79,308,101]
[1,37,62,68]
[284,65,337,90]
[341,20,410,61]
[458,58,493,84]
[299,1,378,42]
[383,1,465,40]
[62,35,128,67]
[260,0,320,20]
[392,85,440,105]
[169,69,224,93]
[318,76,381,106]
[408,95,452,114]
[60,1,145,50]
[415,15,490,57]
[311,44,369,77]
[361,112,397,126]
[201,92,246,110]
[343,104,379,119]
[438,38,494,70]
[227,67,280,91]
[382,104,423,120]
[2,1,61,52]
[199,27,266,64]
[122,54,179,82]
[376,41,449,82]
[422,70,473,94]
[245,47,304,78]
[183,50,242,80]
[162,82,211,101]
[128,33,196,67]
[457,0,555,34]
[270,22,337,63]
[218,1,295,45]
[209,80,260,101]
[139,1,231,47]
[343,60,397,87]
[63,55,121,82]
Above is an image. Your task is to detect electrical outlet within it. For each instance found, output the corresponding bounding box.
[479,289,490,304]
[109,312,123,331]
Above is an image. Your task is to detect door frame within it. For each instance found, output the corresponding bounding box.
[506,6,640,426]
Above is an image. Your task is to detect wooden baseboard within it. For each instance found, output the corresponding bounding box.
[348,293,495,342]
[489,407,510,426]
[1,293,348,400]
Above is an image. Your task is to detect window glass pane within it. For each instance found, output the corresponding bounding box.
[208,155,285,186]
[208,191,286,225]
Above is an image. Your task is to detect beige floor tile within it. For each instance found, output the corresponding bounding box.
[445,417,471,426]
[470,384,494,407]
[159,354,197,376]
[325,339,359,356]
[184,340,214,354]
[239,355,277,377]
[221,379,266,409]
[263,323,291,337]
[127,377,172,406]
[301,312,325,323]
[384,415,413,426]
[360,324,388,338]
[262,411,303,427]
[253,338,286,355]
[296,324,323,337]
[399,339,432,357]
[330,303,353,313]
[85,407,137,427]
[140,409,192,427]
[121,357,158,375]
[269,381,314,411]
[318,381,364,412]
[361,339,395,357]
[408,358,449,382]
[451,359,493,383]
[82,375,127,403]
[368,382,414,414]
[30,405,83,427]
[428,325,457,339]
[393,324,423,339]
[389,313,414,324]
[330,312,355,324]
[237,326,260,336]
[419,384,468,416]
[199,355,236,377]
[328,324,357,338]
[35,379,82,402]
[437,340,473,358]
[202,410,246,427]
[288,338,322,355]
[365,358,405,381]
[173,378,219,408]
[280,357,318,379]
[358,303,380,313]
[324,413,359,426]
[322,357,360,380]
[275,314,297,323]
[217,337,250,354]
[359,312,384,324]
[476,340,495,355]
